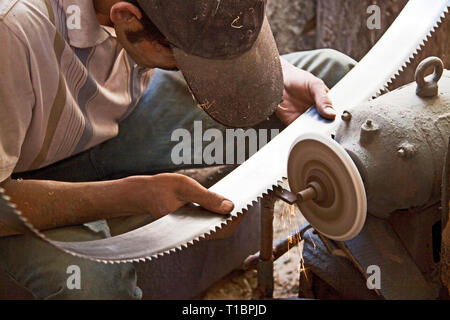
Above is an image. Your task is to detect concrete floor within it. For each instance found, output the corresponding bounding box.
[201,197,307,300]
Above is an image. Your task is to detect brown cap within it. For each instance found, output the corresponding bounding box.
[137,0,284,127]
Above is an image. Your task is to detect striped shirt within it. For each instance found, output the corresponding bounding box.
[0,0,153,182]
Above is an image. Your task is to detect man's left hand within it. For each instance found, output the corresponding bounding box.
[275,58,336,125]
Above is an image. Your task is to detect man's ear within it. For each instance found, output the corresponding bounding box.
[110,2,142,25]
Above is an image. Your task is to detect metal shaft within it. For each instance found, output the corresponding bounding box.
[297,186,317,203]
[256,191,275,299]
[242,227,305,271]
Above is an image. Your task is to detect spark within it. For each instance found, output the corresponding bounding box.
[307,230,317,250]
[278,198,315,290]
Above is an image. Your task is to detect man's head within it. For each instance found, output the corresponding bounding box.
[109,1,178,70]
[108,0,284,128]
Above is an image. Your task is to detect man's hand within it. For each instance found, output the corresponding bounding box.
[0,174,234,237]
[127,173,234,219]
[276,58,336,125]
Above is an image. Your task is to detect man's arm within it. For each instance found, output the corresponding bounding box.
[0,177,138,236]
[0,174,234,237]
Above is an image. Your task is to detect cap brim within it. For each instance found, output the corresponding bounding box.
[173,17,284,128]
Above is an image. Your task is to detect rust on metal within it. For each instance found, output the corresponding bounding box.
[255,190,275,299]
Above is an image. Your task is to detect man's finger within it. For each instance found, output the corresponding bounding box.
[180,178,234,215]
[311,81,336,120]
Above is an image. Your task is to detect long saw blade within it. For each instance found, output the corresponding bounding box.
[0,0,449,263]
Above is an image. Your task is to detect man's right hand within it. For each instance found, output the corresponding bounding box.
[126,173,234,219]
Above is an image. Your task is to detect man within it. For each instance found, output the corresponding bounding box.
[0,0,356,299]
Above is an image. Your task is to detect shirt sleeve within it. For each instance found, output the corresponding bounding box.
[0,21,34,183]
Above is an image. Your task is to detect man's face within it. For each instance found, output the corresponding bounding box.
[110,2,179,71]
[117,31,179,71]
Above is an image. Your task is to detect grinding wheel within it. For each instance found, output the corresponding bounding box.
[287,133,367,241]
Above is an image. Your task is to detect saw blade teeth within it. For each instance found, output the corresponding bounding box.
[205,229,213,236]
[374,3,449,95]
[175,246,183,252]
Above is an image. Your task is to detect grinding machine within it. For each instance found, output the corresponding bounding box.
[258,57,449,300]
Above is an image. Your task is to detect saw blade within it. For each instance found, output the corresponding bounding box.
[0,0,448,263]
